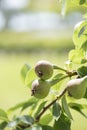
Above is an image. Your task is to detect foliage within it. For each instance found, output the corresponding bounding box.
[0,0,87,130]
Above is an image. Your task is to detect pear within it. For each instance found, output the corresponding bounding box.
[35,60,53,80]
[67,76,87,99]
[31,79,51,99]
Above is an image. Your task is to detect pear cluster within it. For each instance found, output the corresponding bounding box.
[31,60,53,99]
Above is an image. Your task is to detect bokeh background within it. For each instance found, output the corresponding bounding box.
[0,0,87,130]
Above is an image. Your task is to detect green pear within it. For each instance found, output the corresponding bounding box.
[67,76,87,99]
[31,79,51,99]
[35,60,53,80]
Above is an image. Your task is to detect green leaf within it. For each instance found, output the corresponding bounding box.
[34,101,47,118]
[0,108,8,121]
[62,96,73,120]
[54,113,71,130]
[50,73,67,87]
[81,40,87,52]
[18,115,34,125]
[52,102,61,120]
[21,98,38,112]
[0,121,7,129]
[39,113,53,125]
[25,126,42,130]
[15,128,23,130]
[25,68,37,87]
[20,63,31,82]
[7,119,19,128]
[83,13,87,19]
[71,0,86,5]
[84,88,87,98]
[73,20,87,49]
[69,103,87,118]
[69,49,85,64]
[77,66,87,77]
[42,125,54,130]
[8,115,34,128]
[52,73,64,80]
[8,98,37,113]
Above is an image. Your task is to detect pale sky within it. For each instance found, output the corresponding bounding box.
[1,0,29,10]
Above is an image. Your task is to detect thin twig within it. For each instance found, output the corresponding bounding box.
[53,65,67,72]
[35,87,67,121]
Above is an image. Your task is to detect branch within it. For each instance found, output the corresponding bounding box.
[17,88,67,129]
[35,87,67,121]
[35,70,78,121]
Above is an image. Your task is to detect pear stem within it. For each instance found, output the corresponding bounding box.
[53,65,67,72]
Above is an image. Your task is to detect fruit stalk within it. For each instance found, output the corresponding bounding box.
[53,65,67,72]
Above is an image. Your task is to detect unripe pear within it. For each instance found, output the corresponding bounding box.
[67,76,87,99]
[35,60,53,80]
[31,79,51,99]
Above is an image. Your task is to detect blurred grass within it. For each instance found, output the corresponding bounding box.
[0,32,74,53]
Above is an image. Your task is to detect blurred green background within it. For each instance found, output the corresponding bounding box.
[0,0,87,130]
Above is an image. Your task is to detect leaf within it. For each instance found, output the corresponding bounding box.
[83,13,87,19]
[81,40,87,52]
[25,68,37,87]
[25,126,42,130]
[21,98,38,112]
[7,115,34,128]
[0,121,7,129]
[69,103,87,118]
[52,102,61,120]
[7,119,19,128]
[0,108,8,121]
[20,63,31,82]
[62,96,73,120]
[39,113,53,125]
[69,49,85,64]
[18,115,34,125]
[34,101,47,118]
[52,73,64,80]
[50,73,67,86]
[77,66,87,77]
[73,20,87,49]
[42,125,54,130]
[8,98,37,113]
[71,0,86,5]
[54,113,71,130]
[84,88,87,98]
[15,128,23,130]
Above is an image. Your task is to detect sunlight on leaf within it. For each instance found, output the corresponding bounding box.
[0,109,8,121]
[25,68,37,87]
[62,96,73,120]
[20,63,31,82]
[73,20,87,49]
[54,113,71,130]
[40,113,53,125]
[52,102,61,120]
[69,102,87,118]
[69,49,85,64]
